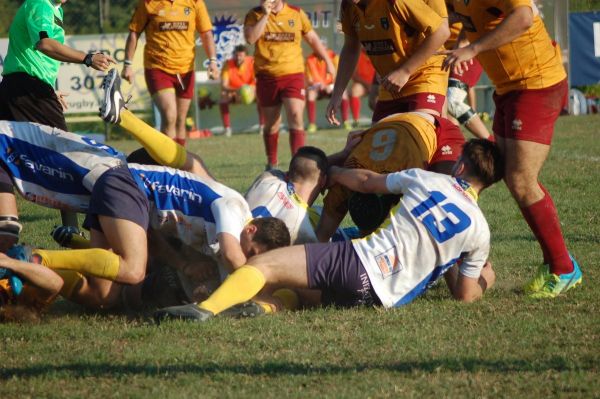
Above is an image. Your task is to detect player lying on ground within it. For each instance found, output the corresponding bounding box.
[153,138,505,323]
[0,72,290,309]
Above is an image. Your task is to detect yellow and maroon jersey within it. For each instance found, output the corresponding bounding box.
[129,0,213,75]
[340,0,446,102]
[222,56,256,89]
[450,0,566,94]
[245,3,312,77]
[306,49,339,86]
[323,112,437,215]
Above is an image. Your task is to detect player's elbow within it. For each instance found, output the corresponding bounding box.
[35,38,54,54]
[436,19,451,42]
[513,6,534,31]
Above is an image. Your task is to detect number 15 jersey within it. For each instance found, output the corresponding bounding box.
[352,169,490,308]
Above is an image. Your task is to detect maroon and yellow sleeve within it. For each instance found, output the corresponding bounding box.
[426,0,448,18]
[128,0,148,33]
[392,0,444,35]
[195,0,213,33]
[300,9,312,35]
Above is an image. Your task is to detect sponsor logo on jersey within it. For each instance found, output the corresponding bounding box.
[184,7,191,15]
[276,192,294,209]
[264,32,295,42]
[362,39,395,56]
[158,21,189,31]
[374,247,402,277]
[512,119,523,131]
[288,19,295,27]
[6,148,74,181]
[441,145,453,155]
[138,173,203,204]
[380,17,389,30]
[427,94,437,104]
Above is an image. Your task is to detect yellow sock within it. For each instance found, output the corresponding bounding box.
[119,109,187,169]
[53,270,84,299]
[199,265,266,315]
[272,288,299,310]
[33,248,120,281]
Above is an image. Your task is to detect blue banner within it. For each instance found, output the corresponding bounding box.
[569,12,600,86]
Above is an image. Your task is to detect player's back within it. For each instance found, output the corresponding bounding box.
[128,164,252,257]
[0,121,125,212]
[353,169,490,307]
[245,170,317,244]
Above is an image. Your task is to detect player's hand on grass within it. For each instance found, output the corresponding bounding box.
[90,53,116,71]
[121,65,134,83]
[381,67,410,96]
[55,91,69,111]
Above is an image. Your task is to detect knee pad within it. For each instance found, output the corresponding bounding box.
[457,108,476,125]
[0,216,22,240]
[446,86,469,119]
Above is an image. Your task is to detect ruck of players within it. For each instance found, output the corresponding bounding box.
[0,0,583,326]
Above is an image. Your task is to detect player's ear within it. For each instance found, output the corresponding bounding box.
[245,222,259,236]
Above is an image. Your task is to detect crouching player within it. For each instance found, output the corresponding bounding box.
[154,139,504,322]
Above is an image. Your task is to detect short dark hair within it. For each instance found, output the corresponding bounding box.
[461,139,504,188]
[126,148,160,165]
[234,44,247,54]
[249,217,291,250]
[288,146,328,181]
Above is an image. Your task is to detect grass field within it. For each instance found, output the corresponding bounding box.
[1,115,599,398]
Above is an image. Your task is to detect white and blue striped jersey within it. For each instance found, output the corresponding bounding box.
[128,164,252,259]
[352,169,490,308]
[245,170,318,244]
[0,121,125,212]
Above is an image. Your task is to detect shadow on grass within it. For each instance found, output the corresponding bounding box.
[1,357,596,380]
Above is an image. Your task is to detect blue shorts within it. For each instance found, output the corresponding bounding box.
[84,166,149,232]
[305,241,381,307]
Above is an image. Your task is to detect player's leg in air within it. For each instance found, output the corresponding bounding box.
[100,69,214,180]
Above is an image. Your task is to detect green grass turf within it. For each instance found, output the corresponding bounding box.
[1,115,599,398]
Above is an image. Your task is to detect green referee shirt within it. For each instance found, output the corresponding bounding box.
[3,0,65,87]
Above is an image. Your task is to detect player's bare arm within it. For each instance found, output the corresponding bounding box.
[218,232,248,273]
[244,1,274,44]
[199,30,219,79]
[441,6,533,73]
[36,38,115,71]
[381,19,450,96]
[0,253,63,300]
[121,30,140,82]
[327,34,361,125]
[304,31,336,79]
[444,261,495,302]
[329,166,390,194]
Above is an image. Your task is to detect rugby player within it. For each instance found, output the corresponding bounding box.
[305,48,351,132]
[121,0,218,146]
[326,0,450,124]
[441,0,582,298]
[244,0,336,169]
[154,138,504,323]
[315,111,465,241]
[218,45,262,137]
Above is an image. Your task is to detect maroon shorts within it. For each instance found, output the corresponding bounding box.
[372,93,446,122]
[492,79,568,145]
[256,73,305,107]
[305,241,381,307]
[429,117,465,167]
[84,166,150,232]
[144,68,195,99]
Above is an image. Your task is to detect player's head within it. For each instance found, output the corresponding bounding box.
[240,217,291,257]
[0,278,38,323]
[233,45,247,66]
[288,146,328,183]
[454,139,504,190]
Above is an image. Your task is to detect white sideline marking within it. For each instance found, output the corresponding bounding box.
[594,22,600,57]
